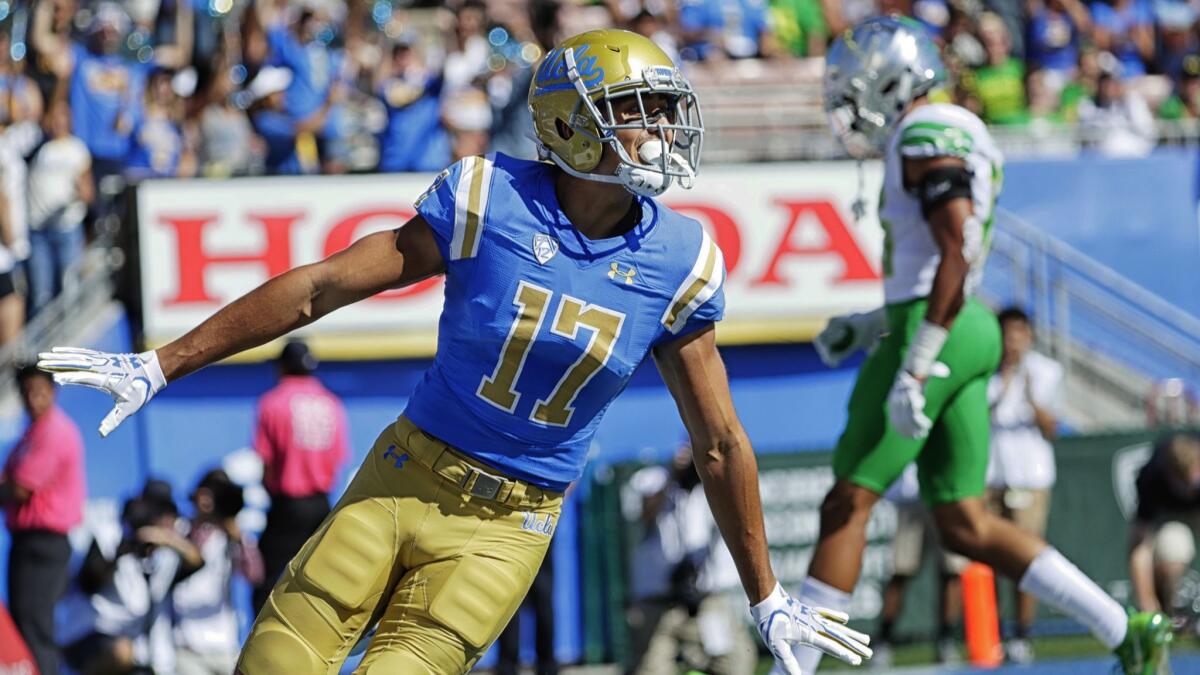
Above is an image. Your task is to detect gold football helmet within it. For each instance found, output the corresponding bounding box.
[528,29,703,196]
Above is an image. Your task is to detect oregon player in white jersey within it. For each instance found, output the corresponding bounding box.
[778,17,1173,675]
[881,104,1000,304]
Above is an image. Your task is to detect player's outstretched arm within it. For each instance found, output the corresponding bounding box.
[653,326,871,674]
[40,216,445,436]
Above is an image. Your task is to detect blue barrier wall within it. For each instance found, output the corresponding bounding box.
[1000,149,1200,317]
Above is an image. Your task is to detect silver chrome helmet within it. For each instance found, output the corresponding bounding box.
[823,16,945,157]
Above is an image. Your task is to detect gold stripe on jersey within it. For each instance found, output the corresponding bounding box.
[451,155,494,260]
[662,230,724,334]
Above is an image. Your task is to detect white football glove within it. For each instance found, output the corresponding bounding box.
[37,348,167,437]
[814,308,887,368]
[751,583,872,675]
[886,363,950,439]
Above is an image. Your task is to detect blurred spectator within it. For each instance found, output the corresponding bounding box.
[679,0,777,61]
[628,8,683,63]
[1158,57,1200,119]
[1153,2,1197,87]
[172,469,263,675]
[194,53,259,177]
[375,38,451,173]
[245,1,351,173]
[1078,64,1157,155]
[912,0,953,39]
[60,489,203,675]
[0,128,27,345]
[251,339,348,614]
[985,0,1026,58]
[986,307,1063,665]
[497,555,558,675]
[26,99,93,316]
[1128,433,1200,616]
[0,365,85,675]
[966,13,1030,124]
[874,465,966,669]
[125,67,194,178]
[1090,0,1155,79]
[443,0,491,94]
[622,445,754,675]
[770,0,830,57]
[1026,0,1092,87]
[1057,45,1107,120]
[1027,69,1066,123]
[31,0,192,187]
[0,30,47,148]
[445,86,493,163]
[248,66,342,175]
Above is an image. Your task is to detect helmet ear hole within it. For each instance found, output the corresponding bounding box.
[555,117,575,141]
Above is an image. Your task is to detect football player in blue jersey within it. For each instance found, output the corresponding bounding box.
[39,29,871,675]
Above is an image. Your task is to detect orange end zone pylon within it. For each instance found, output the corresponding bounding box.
[962,562,1004,668]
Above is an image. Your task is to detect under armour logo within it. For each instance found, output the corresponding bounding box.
[608,262,637,285]
[382,445,410,469]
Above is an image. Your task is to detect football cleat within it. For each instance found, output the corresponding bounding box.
[1115,610,1174,675]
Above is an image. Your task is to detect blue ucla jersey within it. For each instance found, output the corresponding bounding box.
[403,153,725,491]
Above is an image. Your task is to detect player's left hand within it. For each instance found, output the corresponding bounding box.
[37,348,167,437]
[887,369,932,438]
[751,583,872,674]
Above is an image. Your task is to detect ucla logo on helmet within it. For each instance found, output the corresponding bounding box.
[534,44,605,95]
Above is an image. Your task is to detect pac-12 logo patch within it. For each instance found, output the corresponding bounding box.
[533,234,559,264]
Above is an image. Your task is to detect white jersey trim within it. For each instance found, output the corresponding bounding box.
[662,229,724,334]
[450,153,496,260]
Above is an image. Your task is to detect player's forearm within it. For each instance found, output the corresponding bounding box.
[157,264,333,381]
[693,430,777,604]
[925,250,968,328]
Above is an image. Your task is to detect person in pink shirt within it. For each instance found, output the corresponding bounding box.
[251,339,348,614]
[0,365,85,675]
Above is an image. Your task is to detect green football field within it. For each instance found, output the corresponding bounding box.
[756,634,1200,673]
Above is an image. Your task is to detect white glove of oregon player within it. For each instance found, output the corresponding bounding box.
[37,348,167,437]
[751,583,872,674]
[886,362,951,439]
[814,308,887,367]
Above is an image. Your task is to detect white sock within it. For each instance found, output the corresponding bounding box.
[1018,547,1127,649]
[776,577,852,675]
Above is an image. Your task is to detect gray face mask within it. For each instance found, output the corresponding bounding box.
[823,17,946,158]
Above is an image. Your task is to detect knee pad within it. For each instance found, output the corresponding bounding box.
[1153,521,1195,566]
[300,504,395,609]
[238,618,330,675]
[426,555,532,649]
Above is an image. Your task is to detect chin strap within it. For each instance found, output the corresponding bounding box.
[536,135,696,197]
[851,159,867,222]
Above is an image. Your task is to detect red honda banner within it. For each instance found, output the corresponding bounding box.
[135,161,886,360]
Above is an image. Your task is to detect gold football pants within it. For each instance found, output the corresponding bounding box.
[237,417,563,674]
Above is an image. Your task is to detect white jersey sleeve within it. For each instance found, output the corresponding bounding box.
[877,104,1004,304]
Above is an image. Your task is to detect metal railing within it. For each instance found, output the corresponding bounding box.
[980,208,1200,427]
[0,185,129,395]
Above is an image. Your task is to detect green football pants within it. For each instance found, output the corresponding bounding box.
[832,297,1002,505]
